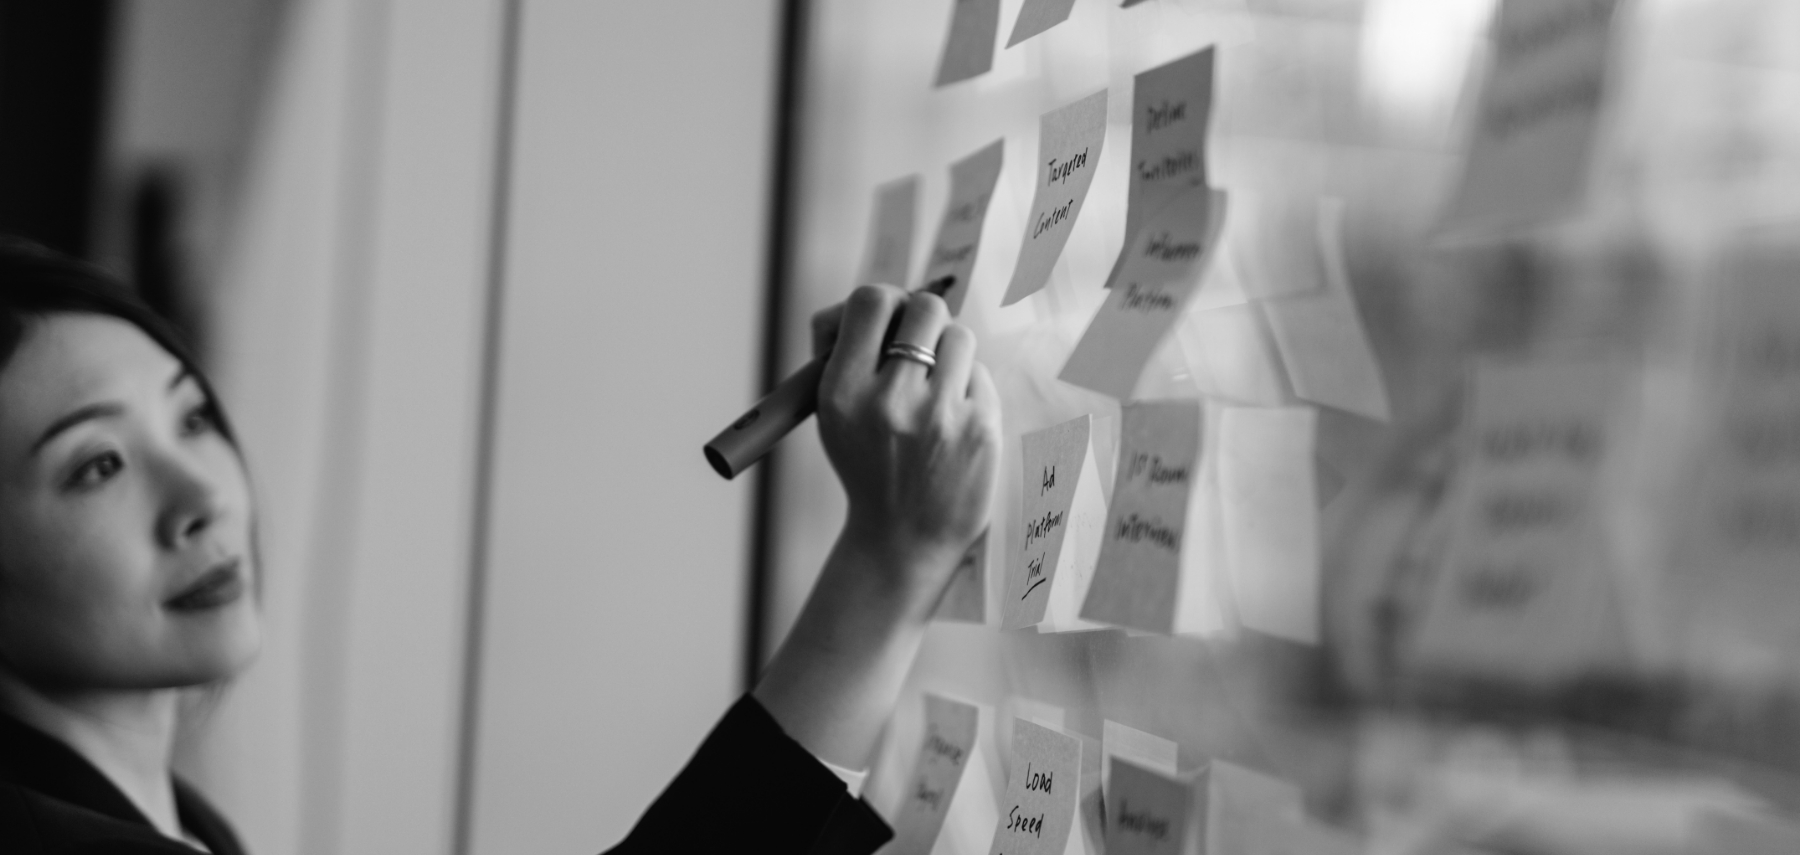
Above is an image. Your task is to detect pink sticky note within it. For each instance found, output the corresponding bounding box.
[1105,47,1215,290]
[1001,90,1109,307]
[923,139,1006,315]
[1080,400,1204,634]
[1106,758,1193,855]
[935,0,1001,87]
[1060,187,1227,400]
[1004,415,1108,632]
[1005,0,1077,48]
[1410,356,1632,680]
[857,174,920,289]
[1436,0,1620,240]
[1263,197,1391,422]
[890,694,982,854]
[990,719,1082,855]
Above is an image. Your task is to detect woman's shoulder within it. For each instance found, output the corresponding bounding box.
[0,780,203,854]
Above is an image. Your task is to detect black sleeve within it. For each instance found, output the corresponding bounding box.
[609,695,894,854]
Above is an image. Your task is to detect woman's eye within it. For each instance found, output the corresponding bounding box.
[68,451,124,490]
[181,403,218,437]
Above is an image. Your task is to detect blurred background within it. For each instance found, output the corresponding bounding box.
[10,0,1800,852]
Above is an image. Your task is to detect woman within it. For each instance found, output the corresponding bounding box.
[0,237,1000,852]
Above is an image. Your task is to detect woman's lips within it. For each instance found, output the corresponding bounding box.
[165,558,246,612]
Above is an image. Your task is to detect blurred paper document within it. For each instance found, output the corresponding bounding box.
[1005,415,1107,632]
[889,694,982,854]
[1006,0,1077,47]
[990,719,1082,855]
[1437,0,1619,239]
[1263,198,1390,421]
[1061,187,1227,399]
[1107,47,1215,289]
[924,139,1005,315]
[935,0,1000,86]
[1080,400,1204,634]
[1200,760,1305,854]
[1002,91,1108,306]
[857,175,919,288]
[1411,356,1632,681]
[1218,406,1320,643]
[1177,301,1288,406]
[1105,758,1192,854]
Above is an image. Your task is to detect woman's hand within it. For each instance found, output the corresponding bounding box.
[753,284,1001,770]
[813,284,1001,584]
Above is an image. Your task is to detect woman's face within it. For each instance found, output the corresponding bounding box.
[0,314,259,690]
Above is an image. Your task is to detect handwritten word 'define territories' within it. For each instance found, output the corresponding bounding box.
[1137,151,1200,184]
[1047,148,1089,185]
[1114,513,1180,551]
[1032,199,1075,239]
[1145,99,1188,133]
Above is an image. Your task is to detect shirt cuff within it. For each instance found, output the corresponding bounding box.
[818,757,868,799]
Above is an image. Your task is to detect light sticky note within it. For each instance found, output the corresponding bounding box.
[1105,758,1192,855]
[1080,400,1203,634]
[1199,760,1305,854]
[1001,90,1109,307]
[934,529,988,623]
[857,174,920,288]
[935,0,1001,87]
[1176,301,1289,407]
[890,694,982,854]
[1061,187,1227,400]
[990,719,1082,855]
[1105,46,1215,289]
[1101,719,1180,794]
[1410,356,1631,680]
[1217,405,1320,644]
[1437,0,1620,240]
[1263,197,1391,422]
[924,138,1006,315]
[1005,0,1077,48]
[1005,415,1108,632]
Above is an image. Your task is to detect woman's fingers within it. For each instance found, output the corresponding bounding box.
[811,302,846,359]
[882,291,950,386]
[824,284,905,393]
[931,323,976,402]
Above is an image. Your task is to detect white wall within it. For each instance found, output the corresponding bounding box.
[462,0,776,850]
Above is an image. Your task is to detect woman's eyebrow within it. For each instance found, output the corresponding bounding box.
[31,403,125,455]
[168,367,193,392]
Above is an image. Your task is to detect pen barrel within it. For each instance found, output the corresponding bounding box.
[703,355,826,479]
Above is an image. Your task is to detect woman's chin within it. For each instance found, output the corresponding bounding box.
[163,603,263,686]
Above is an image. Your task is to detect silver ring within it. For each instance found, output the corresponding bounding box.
[884,342,937,369]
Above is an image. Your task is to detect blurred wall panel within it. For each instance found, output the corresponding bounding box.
[463,0,775,851]
[183,0,504,851]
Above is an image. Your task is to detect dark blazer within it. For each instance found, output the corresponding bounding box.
[0,695,891,854]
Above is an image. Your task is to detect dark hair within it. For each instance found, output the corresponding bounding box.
[0,235,238,445]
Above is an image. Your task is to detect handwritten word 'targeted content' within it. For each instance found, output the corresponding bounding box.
[1031,199,1075,239]
[1047,148,1088,185]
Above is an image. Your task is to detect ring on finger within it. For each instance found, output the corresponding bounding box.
[884,342,937,369]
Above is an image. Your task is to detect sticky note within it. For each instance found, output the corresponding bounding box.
[934,529,988,623]
[923,138,1006,315]
[1176,301,1289,407]
[1105,758,1192,854]
[1105,47,1215,290]
[1101,720,1179,793]
[935,0,1001,87]
[1263,197,1391,422]
[1001,90,1109,307]
[1217,405,1320,644]
[857,174,920,289]
[1004,415,1108,633]
[1410,356,1631,680]
[1437,0,1620,240]
[1198,760,1305,854]
[1079,401,1204,634]
[990,719,1081,855]
[889,694,982,854]
[1005,0,1077,48]
[1061,187,1227,400]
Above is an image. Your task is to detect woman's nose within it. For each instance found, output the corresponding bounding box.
[153,449,227,549]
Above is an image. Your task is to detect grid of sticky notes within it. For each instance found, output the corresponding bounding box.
[776,0,1800,851]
